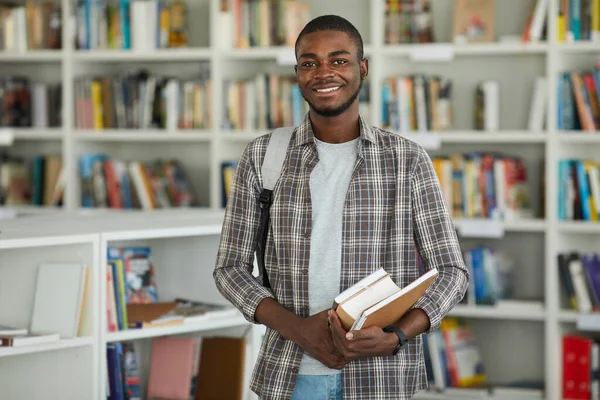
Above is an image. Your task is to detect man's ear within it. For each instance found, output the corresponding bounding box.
[294,65,298,74]
[360,58,369,80]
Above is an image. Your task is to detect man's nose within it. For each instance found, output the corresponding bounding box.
[314,63,335,79]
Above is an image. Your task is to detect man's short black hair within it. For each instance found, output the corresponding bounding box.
[295,15,364,61]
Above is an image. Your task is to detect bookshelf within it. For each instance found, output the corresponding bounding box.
[0,0,599,398]
[0,209,261,400]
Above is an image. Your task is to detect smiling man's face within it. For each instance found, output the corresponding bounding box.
[295,30,368,118]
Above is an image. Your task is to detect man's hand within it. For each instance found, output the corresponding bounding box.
[293,310,349,370]
[328,309,398,361]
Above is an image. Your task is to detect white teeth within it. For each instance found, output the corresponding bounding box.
[316,86,340,93]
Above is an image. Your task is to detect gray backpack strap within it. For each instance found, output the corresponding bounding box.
[261,127,295,190]
[255,127,294,289]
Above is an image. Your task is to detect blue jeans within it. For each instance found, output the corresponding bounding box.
[291,374,342,400]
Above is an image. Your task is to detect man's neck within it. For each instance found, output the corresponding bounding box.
[309,104,361,144]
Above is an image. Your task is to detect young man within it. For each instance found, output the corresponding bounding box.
[213,15,468,400]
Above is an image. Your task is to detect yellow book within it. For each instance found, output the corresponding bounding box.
[440,318,486,388]
[115,260,128,329]
[557,15,566,42]
[90,80,104,129]
[593,0,600,40]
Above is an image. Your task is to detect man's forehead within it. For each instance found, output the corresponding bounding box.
[297,31,356,52]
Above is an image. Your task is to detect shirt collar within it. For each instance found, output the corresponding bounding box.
[292,112,377,147]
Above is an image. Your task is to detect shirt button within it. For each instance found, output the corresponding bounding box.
[301,269,308,275]
[292,367,299,373]
[303,231,310,238]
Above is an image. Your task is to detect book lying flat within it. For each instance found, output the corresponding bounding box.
[334,268,439,331]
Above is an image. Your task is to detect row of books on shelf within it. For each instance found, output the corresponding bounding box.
[223,75,308,131]
[559,251,600,314]
[105,245,236,333]
[0,77,62,128]
[384,0,433,45]
[385,0,548,45]
[76,0,189,51]
[223,0,309,49]
[423,317,485,389]
[558,158,600,222]
[461,246,515,306]
[558,66,600,132]
[382,74,547,133]
[0,153,64,207]
[107,335,244,400]
[562,334,598,400]
[0,262,90,347]
[80,154,195,209]
[431,153,534,221]
[75,67,212,130]
[424,317,543,397]
[0,1,62,52]
[382,75,453,133]
[557,0,600,42]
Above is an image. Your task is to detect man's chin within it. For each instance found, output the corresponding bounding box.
[310,105,348,117]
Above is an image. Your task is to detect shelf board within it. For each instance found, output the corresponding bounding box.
[105,314,249,342]
[400,131,546,149]
[218,130,547,146]
[558,221,600,234]
[557,132,600,143]
[219,45,372,61]
[449,302,546,321]
[72,48,213,61]
[503,219,547,232]
[218,130,269,141]
[382,42,548,57]
[0,50,63,62]
[454,218,546,238]
[558,310,579,323]
[9,128,64,141]
[557,41,600,53]
[74,129,214,142]
[0,337,93,358]
[415,387,543,400]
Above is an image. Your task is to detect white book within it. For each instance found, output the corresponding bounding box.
[527,77,547,131]
[30,263,88,339]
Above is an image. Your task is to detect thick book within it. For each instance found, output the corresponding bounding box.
[334,268,439,331]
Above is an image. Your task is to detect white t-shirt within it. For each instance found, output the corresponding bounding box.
[298,136,360,375]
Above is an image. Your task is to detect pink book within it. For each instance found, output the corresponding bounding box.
[147,337,198,400]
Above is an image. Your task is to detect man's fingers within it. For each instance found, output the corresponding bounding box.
[346,326,377,341]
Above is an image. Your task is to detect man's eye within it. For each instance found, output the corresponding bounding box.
[333,60,347,65]
[302,62,316,67]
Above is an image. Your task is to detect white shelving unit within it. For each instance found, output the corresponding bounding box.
[0,210,260,400]
[1,0,599,398]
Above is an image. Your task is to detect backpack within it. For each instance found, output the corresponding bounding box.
[255,127,295,289]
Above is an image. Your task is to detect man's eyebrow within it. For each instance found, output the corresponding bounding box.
[298,50,352,59]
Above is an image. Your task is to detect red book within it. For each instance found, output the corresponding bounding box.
[563,335,592,399]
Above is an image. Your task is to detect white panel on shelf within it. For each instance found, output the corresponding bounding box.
[276,47,297,66]
[0,128,14,146]
[409,43,454,62]
[576,313,600,332]
[454,218,505,239]
[399,132,441,150]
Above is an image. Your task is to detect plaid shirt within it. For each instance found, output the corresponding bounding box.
[214,114,468,400]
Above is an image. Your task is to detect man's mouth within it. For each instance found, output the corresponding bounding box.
[314,86,341,93]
